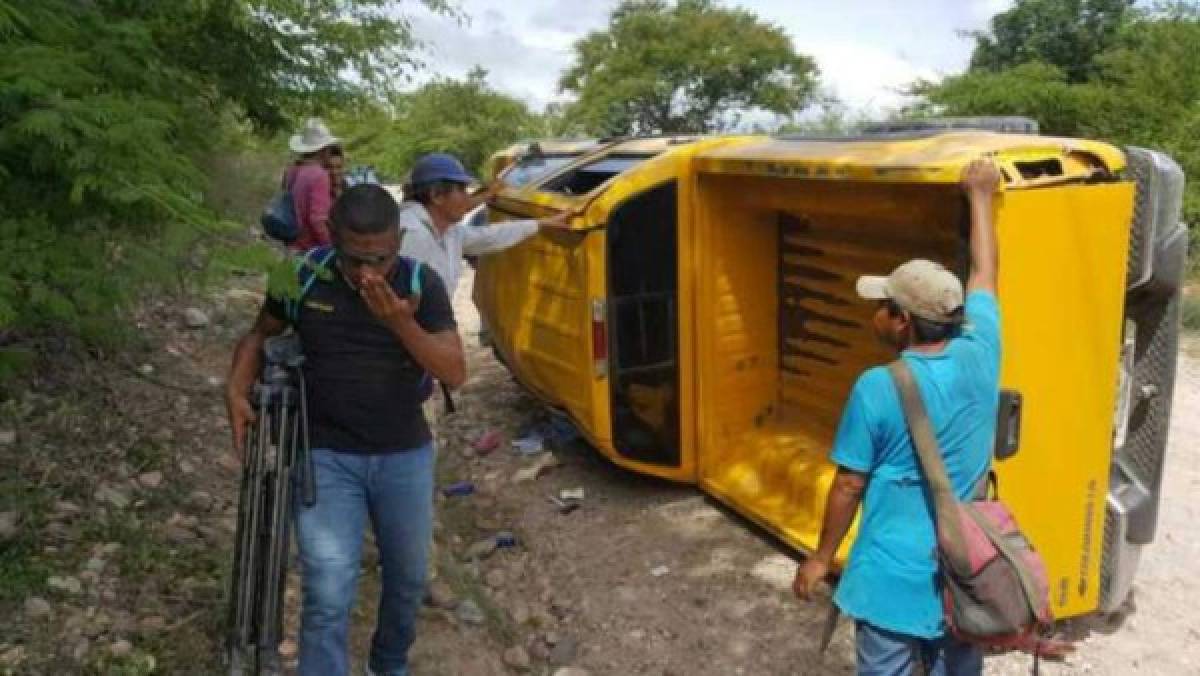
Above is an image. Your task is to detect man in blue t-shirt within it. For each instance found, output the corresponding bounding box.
[793,159,1003,676]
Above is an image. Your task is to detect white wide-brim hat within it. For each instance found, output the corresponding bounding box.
[289,117,340,154]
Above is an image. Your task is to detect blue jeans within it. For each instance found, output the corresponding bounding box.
[294,445,434,676]
[855,621,983,676]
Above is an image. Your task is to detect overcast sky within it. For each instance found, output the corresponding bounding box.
[405,0,1015,123]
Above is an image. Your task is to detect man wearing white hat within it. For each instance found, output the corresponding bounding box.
[794,159,1003,676]
[286,117,341,251]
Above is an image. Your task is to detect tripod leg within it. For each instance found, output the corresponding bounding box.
[256,389,296,674]
[228,400,271,673]
[298,375,317,508]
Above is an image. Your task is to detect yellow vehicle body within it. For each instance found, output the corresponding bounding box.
[474,128,1187,619]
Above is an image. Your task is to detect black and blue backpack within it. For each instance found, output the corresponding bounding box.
[261,171,300,243]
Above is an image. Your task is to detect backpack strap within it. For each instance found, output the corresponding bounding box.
[409,259,423,297]
[285,246,336,323]
[397,257,447,407]
[887,360,972,578]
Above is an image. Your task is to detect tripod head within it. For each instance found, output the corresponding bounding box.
[255,335,306,406]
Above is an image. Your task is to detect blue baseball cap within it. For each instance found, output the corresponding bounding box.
[410,153,475,187]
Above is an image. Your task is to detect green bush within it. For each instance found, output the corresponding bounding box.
[0,1,227,347]
[1184,294,1200,332]
[0,0,447,371]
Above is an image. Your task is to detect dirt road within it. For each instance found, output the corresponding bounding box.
[374,272,1199,675]
[6,269,1193,675]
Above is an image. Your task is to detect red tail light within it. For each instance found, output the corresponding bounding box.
[591,298,608,377]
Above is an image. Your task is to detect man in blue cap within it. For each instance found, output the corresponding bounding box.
[397,152,573,300]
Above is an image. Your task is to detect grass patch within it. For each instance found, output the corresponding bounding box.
[1184,293,1200,332]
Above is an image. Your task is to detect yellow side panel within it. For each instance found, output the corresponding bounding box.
[688,176,1133,620]
[992,183,1133,617]
[474,230,611,446]
[692,176,961,562]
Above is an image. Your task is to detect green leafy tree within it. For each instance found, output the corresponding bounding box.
[335,68,542,179]
[559,0,819,135]
[96,0,453,131]
[0,0,448,360]
[912,2,1200,241]
[967,0,1135,83]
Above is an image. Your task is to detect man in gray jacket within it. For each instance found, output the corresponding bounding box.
[397,152,572,298]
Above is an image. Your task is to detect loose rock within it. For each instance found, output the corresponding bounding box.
[137,471,164,489]
[503,645,531,671]
[426,580,458,610]
[47,576,83,595]
[95,483,131,509]
[71,637,90,662]
[187,490,214,512]
[0,511,17,540]
[24,596,52,618]
[110,640,133,658]
[183,307,210,329]
[485,568,507,589]
[0,646,26,667]
[464,537,498,561]
[55,501,82,516]
[166,525,198,544]
[510,600,532,625]
[0,429,14,445]
[456,599,485,626]
[549,636,579,665]
[553,669,592,676]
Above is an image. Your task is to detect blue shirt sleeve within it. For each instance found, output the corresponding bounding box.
[830,374,878,473]
[958,290,1001,371]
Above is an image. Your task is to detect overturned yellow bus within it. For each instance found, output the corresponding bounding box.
[472,122,1187,620]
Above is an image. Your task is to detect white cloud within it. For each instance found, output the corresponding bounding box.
[405,0,1012,117]
[805,41,940,115]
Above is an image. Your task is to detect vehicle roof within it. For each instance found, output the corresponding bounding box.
[693,131,1126,183]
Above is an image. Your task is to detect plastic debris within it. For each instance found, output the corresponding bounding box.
[511,436,545,456]
[559,487,585,502]
[494,531,517,548]
[548,495,580,515]
[471,429,503,454]
[514,413,580,453]
[442,481,475,498]
[464,537,499,561]
[650,565,670,577]
[512,453,562,483]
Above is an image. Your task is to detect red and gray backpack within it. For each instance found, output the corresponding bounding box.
[888,360,1071,671]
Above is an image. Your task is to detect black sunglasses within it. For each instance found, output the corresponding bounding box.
[337,249,393,268]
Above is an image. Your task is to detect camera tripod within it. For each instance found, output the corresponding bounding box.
[226,335,316,676]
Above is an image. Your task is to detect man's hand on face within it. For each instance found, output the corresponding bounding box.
[225,389,257,462]
[961,158,1001,202]
[359,269,417,328]
[792,557,831,602]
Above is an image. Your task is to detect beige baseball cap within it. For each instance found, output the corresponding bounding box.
[856,259,964,324]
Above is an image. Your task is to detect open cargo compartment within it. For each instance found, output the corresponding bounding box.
[693,173,965,556]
